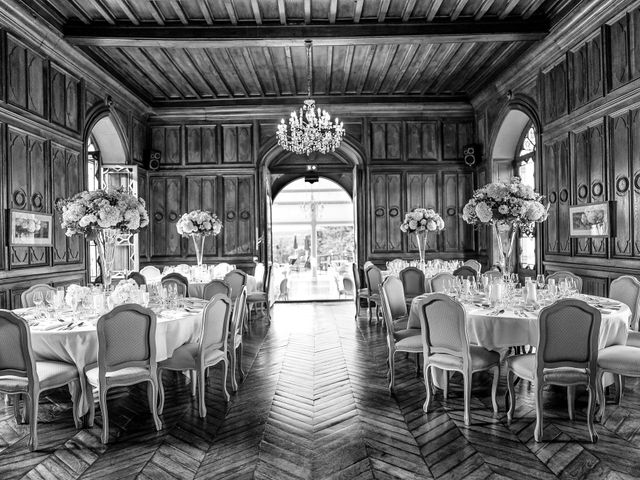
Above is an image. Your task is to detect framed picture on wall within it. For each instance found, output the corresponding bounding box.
[568,201,615,238]
[8,210,53,246]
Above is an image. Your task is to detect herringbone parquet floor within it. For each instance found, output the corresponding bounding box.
[2,302,640,479]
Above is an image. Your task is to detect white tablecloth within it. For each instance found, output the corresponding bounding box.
[407,295,631,350]
[21,306,203,416]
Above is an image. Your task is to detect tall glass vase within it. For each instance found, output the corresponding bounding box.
[96,228,117,288]
[416,231,428,267]
[493,223,517,276]
[191,233,206,266]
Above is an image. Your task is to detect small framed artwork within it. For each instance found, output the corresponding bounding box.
[569,201,615,238]
[9,210,54,246]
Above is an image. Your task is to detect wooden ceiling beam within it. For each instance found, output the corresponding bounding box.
[353,0,364,23]
[426,0,445,22]
[83,0,116,24]
[377,0,391,22]
[144,0,165,25]
[401,0,417,22]
[474,0,496,20]
[223,0,238,25]
[250,0,262,25]
[277,0,287,25]
[65,21,548,47]
[451,0,470,21]
[111,0,140,25]
[328,0,338,24]
[196,0,214,25]
[498,0,521,20]
[52,0,91,24]
[304,0,311,24]
[522,0,546,19]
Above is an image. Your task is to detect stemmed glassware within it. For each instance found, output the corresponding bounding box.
[45,290,55,310]
[33,291,44,310]
[536,274,545,289]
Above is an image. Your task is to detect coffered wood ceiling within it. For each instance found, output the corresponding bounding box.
[22,0,579,107]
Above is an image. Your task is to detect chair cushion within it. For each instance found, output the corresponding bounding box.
[0,361,78,392]
[393,316,409,330]
[395,332,422,351]
[598,345,640,374]
[85,366,151,387]
[509,354,590,384]
[159,343,226,370]
[247,292,267,302]
[627,331,640,348]
[430,347,499,372]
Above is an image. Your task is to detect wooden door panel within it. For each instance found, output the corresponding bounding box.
[557,138,571,254]
[7,37,26,108]
[51,144,67,264]
[26,50,45,116]
[386,174,402,251]
[611,113,632,257]
[371,174,388,252]
[544,143,559,254]
[165,178,182,256]
[187,176,218,255]
[574,129,590,255]
[442,173,459,252]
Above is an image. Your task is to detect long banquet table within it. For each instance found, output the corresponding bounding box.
[17,302,206,417]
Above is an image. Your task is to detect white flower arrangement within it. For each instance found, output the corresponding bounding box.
[400,208,445,234]
[462,177,548,235]
[176,210,222,237]
[57,188,149,238]
[65,284,91,307]
[110,279,139,305]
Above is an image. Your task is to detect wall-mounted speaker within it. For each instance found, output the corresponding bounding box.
[147,150,161,171]
[463,144,481,166]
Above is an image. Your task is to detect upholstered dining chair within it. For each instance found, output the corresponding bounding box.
[161,272,189,297]
[416,294,500,426]
[506,299,600,442]
[381,285,421,392]
[463,259,482,274]
[21,284,56,308]
[399,266,428,302]
[429,272,456,293]
[126,271,146,287]
[381,276,409,329]
[364,264,383,323]
[229,287,247,392]
[158,294,232,417]
[224,269,248,301]
[278,278,289,301]
[247,265,272,324]
[453,266,478,281]
[202,279,231,300]
[340,277,355,298]
[85,304,162,444]
[547,270,583,293]
[0,310,82,451]
[609,275,640,333]
[484,269,504,281]
[140,265,162,283]
[352,263,370,319]
[596,344,640,422]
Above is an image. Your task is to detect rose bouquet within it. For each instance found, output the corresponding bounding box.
[176,210,222,266]
[462,177,547,234]
[110,279,140,305]
[176,210,222,237]
[400,208,445,234]
[65,284,91,309]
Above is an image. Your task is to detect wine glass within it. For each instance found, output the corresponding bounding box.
[33,291,44,310]
[510,273,519,285]
[45,291,55,310]
[536,274,545,289]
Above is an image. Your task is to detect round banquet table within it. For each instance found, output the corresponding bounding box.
[188,275,257,299]
[18,304,205,417]
[407,294,631,351]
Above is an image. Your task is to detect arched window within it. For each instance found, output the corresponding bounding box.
[516,123,537,270]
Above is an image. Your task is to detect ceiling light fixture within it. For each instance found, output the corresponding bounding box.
[276,40,345,156]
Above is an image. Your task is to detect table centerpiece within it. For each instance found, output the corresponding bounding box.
[57,188,149,287]
[176,210,222,266]
[462,177,547,275]
[400,208,445,265]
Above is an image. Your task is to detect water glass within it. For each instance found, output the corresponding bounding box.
[536,274,545,289]
[45,290,55,310]
[141,291,150,308]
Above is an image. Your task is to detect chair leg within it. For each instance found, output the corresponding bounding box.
[221,359,230,402]
[197,367,206,418]
[463,371,471,426]
[230,348,239,392]
[388,349,395,392]
[12,394,22,424]
[567,386,575,421]
[616,374,624,404]
[148,379,162,432]
[99,386,110,444]
[368,300,372,323]
[596,369,606,422]
[87,387,96,428]
[69,380,82,429]
[423,365,432,413]
[28,391,39,451]
[490,365,499,414]
[190,370,197,397]
[265,302,271,325]
[506,369,516,423]
[443,370,449,400]
[534,381,544,442]
[587,380,598,443]
[157,369,165,415]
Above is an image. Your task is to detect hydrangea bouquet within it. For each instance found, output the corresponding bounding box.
[400,208,445,264]
[65,284,91,310]
[110,278,140,306]
[57,188,149,287]
[176,210,222,266]
[462,177,548,274]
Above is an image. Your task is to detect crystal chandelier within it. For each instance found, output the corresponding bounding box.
[276,40,345,156]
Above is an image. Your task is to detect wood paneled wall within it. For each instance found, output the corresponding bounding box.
[474,2,640,295]
[144,115,477,269]
[0,26,149,307]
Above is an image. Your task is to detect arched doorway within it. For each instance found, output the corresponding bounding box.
[83,113,129,281]
[490,103,542,276]
[271,177,355,301]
